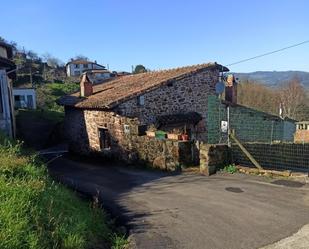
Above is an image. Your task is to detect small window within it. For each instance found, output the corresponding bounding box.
[83,64,88,68]
[99,128,111,150]
[137,95,145,106]
[74,64,80,68]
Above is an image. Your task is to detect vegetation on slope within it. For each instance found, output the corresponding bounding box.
[36,82,79,113]
[0,133,127,249]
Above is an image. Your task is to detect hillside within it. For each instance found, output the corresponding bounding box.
[235,71,309,89]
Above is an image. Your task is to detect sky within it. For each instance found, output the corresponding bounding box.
[1,0,309,73]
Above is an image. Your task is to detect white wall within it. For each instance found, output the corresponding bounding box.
[13,88,36,109]
[66,63,105,77]
[0,70,13,137]
[0,47,8,59]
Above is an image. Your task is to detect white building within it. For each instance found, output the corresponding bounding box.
[0,41,16,138]
[13,88,36,109]
[66,59,106,77]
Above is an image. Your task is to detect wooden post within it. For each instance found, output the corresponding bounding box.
[230,130,263,170]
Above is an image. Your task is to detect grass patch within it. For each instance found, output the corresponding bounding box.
[36,82,79,113]
[0,133,127,249]
[223,164,238,174]
[17,109,65,123]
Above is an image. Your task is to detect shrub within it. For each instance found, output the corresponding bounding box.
[223,164,238,174]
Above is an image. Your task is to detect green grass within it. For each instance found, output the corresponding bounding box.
[223,164,238,174]
[0,133,127,249]
[17,109,65,123]
[36,82,79,113]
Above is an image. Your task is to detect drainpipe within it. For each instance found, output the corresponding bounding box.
[227,105,230,147]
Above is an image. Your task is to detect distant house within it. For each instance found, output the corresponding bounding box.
[115,71,131,77]
[13,88,36,109]
[294,121,309,143]
[66,59,106,77]
[0,41,16,137]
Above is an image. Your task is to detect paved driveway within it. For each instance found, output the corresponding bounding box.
[49,157,309,249]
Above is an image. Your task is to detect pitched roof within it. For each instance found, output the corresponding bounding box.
[67,59,93,65]
[66,60,106,68]
[58,62,228,109]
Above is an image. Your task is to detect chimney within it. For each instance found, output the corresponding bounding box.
[80,73,93,97]
[225,74,237,104]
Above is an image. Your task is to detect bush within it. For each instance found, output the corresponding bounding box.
[223,164,238,174]
[0,134,127,249]
[36,82,79,113]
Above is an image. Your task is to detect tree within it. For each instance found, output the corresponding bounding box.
[42,53,63,68]
[133,64,147,74]
[73,55,89,61]
[237,80,280,115]
[279,76,306,120]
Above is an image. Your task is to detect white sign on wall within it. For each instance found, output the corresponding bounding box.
[221,121,228,133]
[124,124,130,134]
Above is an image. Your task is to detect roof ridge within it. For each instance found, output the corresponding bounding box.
[59,62,228,109]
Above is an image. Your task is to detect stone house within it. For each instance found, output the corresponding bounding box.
[58,62,228,163]
[294,121,309,143]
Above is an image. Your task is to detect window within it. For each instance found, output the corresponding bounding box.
[137,95,145,106]
[74,64,80,68]
[74,71,81,76]
[83,64,88,69]
[99,128,111,150]
[27,95,34,109]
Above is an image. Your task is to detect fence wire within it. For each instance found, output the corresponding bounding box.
[207,95,309,173]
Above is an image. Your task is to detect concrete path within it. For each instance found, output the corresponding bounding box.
[261,224,309,249]
[49,158,309,249]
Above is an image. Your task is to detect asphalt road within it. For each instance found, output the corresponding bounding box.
[49,157,309,249]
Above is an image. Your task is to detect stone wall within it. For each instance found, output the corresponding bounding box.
[64,106,140,157]
[116,69,219,141]
[64,107,196,170]
[199,143,230,175]
[128,136,194,170]
[294,130,309,143]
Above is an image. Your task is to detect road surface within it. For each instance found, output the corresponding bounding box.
[49,157,309,249]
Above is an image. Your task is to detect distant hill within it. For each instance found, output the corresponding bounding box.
[234,71,309,89]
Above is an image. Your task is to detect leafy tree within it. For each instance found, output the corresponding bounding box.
[133,64,147,74]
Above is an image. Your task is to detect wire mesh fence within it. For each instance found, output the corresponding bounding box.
[207,95,309,173]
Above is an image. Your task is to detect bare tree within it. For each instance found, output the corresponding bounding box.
[73,55,89,61]
[279,76,305,120]
[42,53,63,68]
[237,80,280,115]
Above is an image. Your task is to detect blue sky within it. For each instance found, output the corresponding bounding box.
[1,0,309,72]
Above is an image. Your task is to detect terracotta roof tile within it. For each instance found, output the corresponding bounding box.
[58,62,228,109]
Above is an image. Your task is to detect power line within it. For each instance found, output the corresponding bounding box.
[226,40,309,67]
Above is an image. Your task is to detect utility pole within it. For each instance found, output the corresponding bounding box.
[29,59,33,87]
